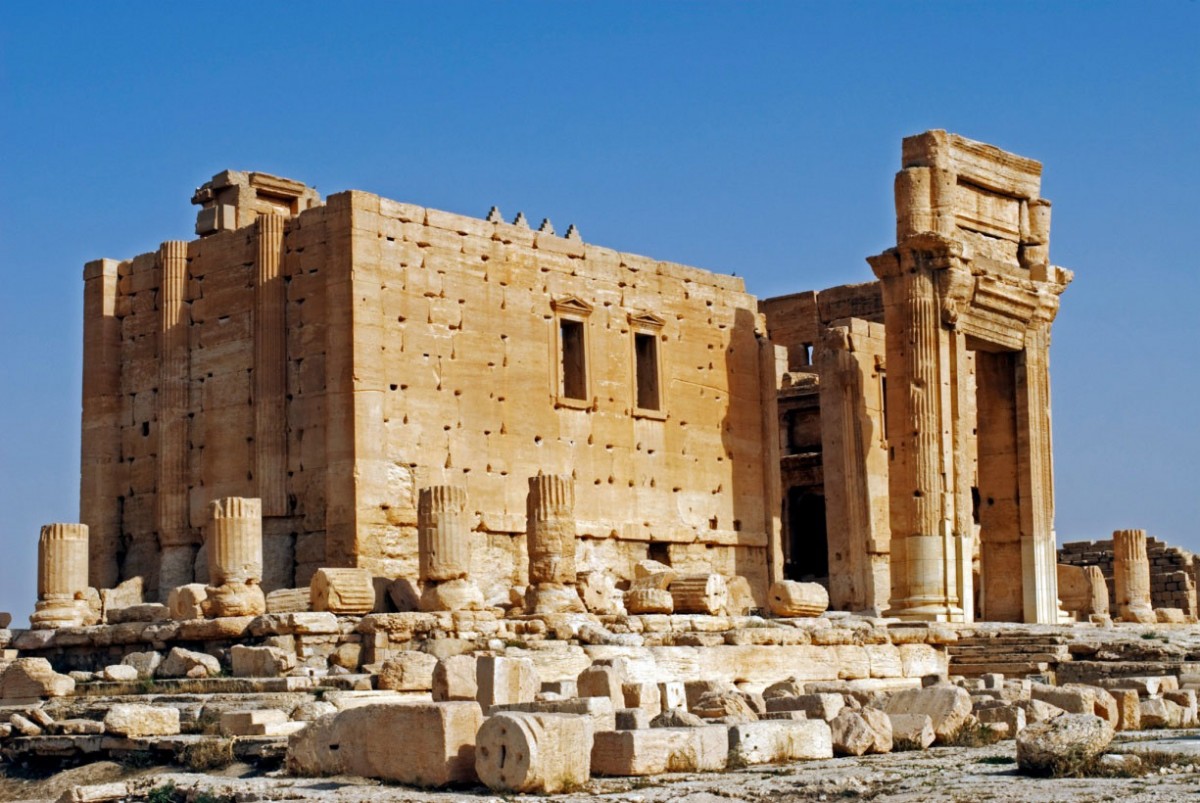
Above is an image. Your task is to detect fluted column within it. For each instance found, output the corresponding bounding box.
[417,485,482,611]
[157,240,194,597]
[1113,528,1154,623]
[32,523,93,629]
[524,474,583,613]
[254,214,288,517]
[202,497,266,618]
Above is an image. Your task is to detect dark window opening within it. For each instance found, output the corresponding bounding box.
[648,542,670,564]
[560,318,587,400]
[635,332,660,411]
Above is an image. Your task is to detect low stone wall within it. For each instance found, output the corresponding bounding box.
[1058,537,1199,618]
[1,612,951,693]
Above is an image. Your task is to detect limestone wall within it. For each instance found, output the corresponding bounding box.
[82,182,779,605]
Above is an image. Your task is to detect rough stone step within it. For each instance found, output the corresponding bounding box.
[948,652,1067,665]
[1056,661,1200,685]
[947,644,1071,657]
[0,733,288,766]
[950,661,1051,678]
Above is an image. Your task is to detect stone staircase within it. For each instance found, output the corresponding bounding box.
[947,632,1073,680]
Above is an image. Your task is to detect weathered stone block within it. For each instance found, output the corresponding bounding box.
[728,719,833,765]
[0,658,75,699]
[591,726,729,775]
[231,645,296,677]
[768,581,828,617]
[378,651,438,692]
[477,656,538,711]
[433,654,478,702]
[310,568,376,615]
[883,686,971,743]
[287,701,483,786]
[104,704,180,737]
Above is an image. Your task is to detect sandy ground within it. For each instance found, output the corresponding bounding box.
[3,731,1199,803]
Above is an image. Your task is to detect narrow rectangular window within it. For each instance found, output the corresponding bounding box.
[635,332,660,411]
[560,318,587,400]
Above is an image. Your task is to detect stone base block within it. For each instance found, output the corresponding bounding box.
[728,719,833,765]
[287,701,483,786]
[591,726,729,776]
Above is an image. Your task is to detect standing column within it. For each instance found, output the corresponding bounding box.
[81,259,123,589]
[157,240,194,598]
[879,262,960,621]
[1113,528,1155,623]
[202,497,267,618]
[417,485,483,611]
[524,475,584,614]
[31,523,95,629]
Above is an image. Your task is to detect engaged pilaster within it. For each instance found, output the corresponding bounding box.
[156,240,194,597]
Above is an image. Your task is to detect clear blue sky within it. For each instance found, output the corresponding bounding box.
[1,3,1196,624]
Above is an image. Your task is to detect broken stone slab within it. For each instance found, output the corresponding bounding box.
[475,712,593,793]
[491,696,616,732]
[100,665,139,682]
[476,655,538,712]
[766,692,844,721]
[220,709,295,736]
[577,664,625,709]
[975,702,1026,735]
[287,701,483,786]
[882,685,971,743]
[158,647,220,679]
[651,709,706,728]
[1096,676,1177,696]
[888,713,934,749]
[0,658,76,699]
[625,588,673,614]
[120,652,162,680]
[433,654,477,702]
[231,645,296,678]
[46,718,105,735]
[591,725,729,775]
[727,719,833,766]
[1016,713,1114,776]
[377,651,438,692]
[1106,688,1141,731]
[830,709,876,756]
[693,690,758,723]
[103,704,180,737]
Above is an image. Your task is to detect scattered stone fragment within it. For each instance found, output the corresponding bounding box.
[377,651,438,692]
[100,664,139,683]
[693,690,758,723]
[433,654,478,702]
[103,704,180,737]
[121,652,162,680]
[1016,713,1114,776]
[310,568,376,615]
[592,726,729,775]
[888,712,935,749]
[0,658,76,699]
[883,685,971,743]
[158,647,220,679]
[231,645,296,677]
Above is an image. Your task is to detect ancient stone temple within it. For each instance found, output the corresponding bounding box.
[78,132,1071,623]
[80,170,781,605]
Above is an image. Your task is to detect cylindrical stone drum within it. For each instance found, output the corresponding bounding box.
[1113,528,1152,619]
[418,485,470,582]
[475,712,592,793]
[207,497,263,586]
[668,573,728,615]
[526,475,576,585]
[37,523,89,599]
